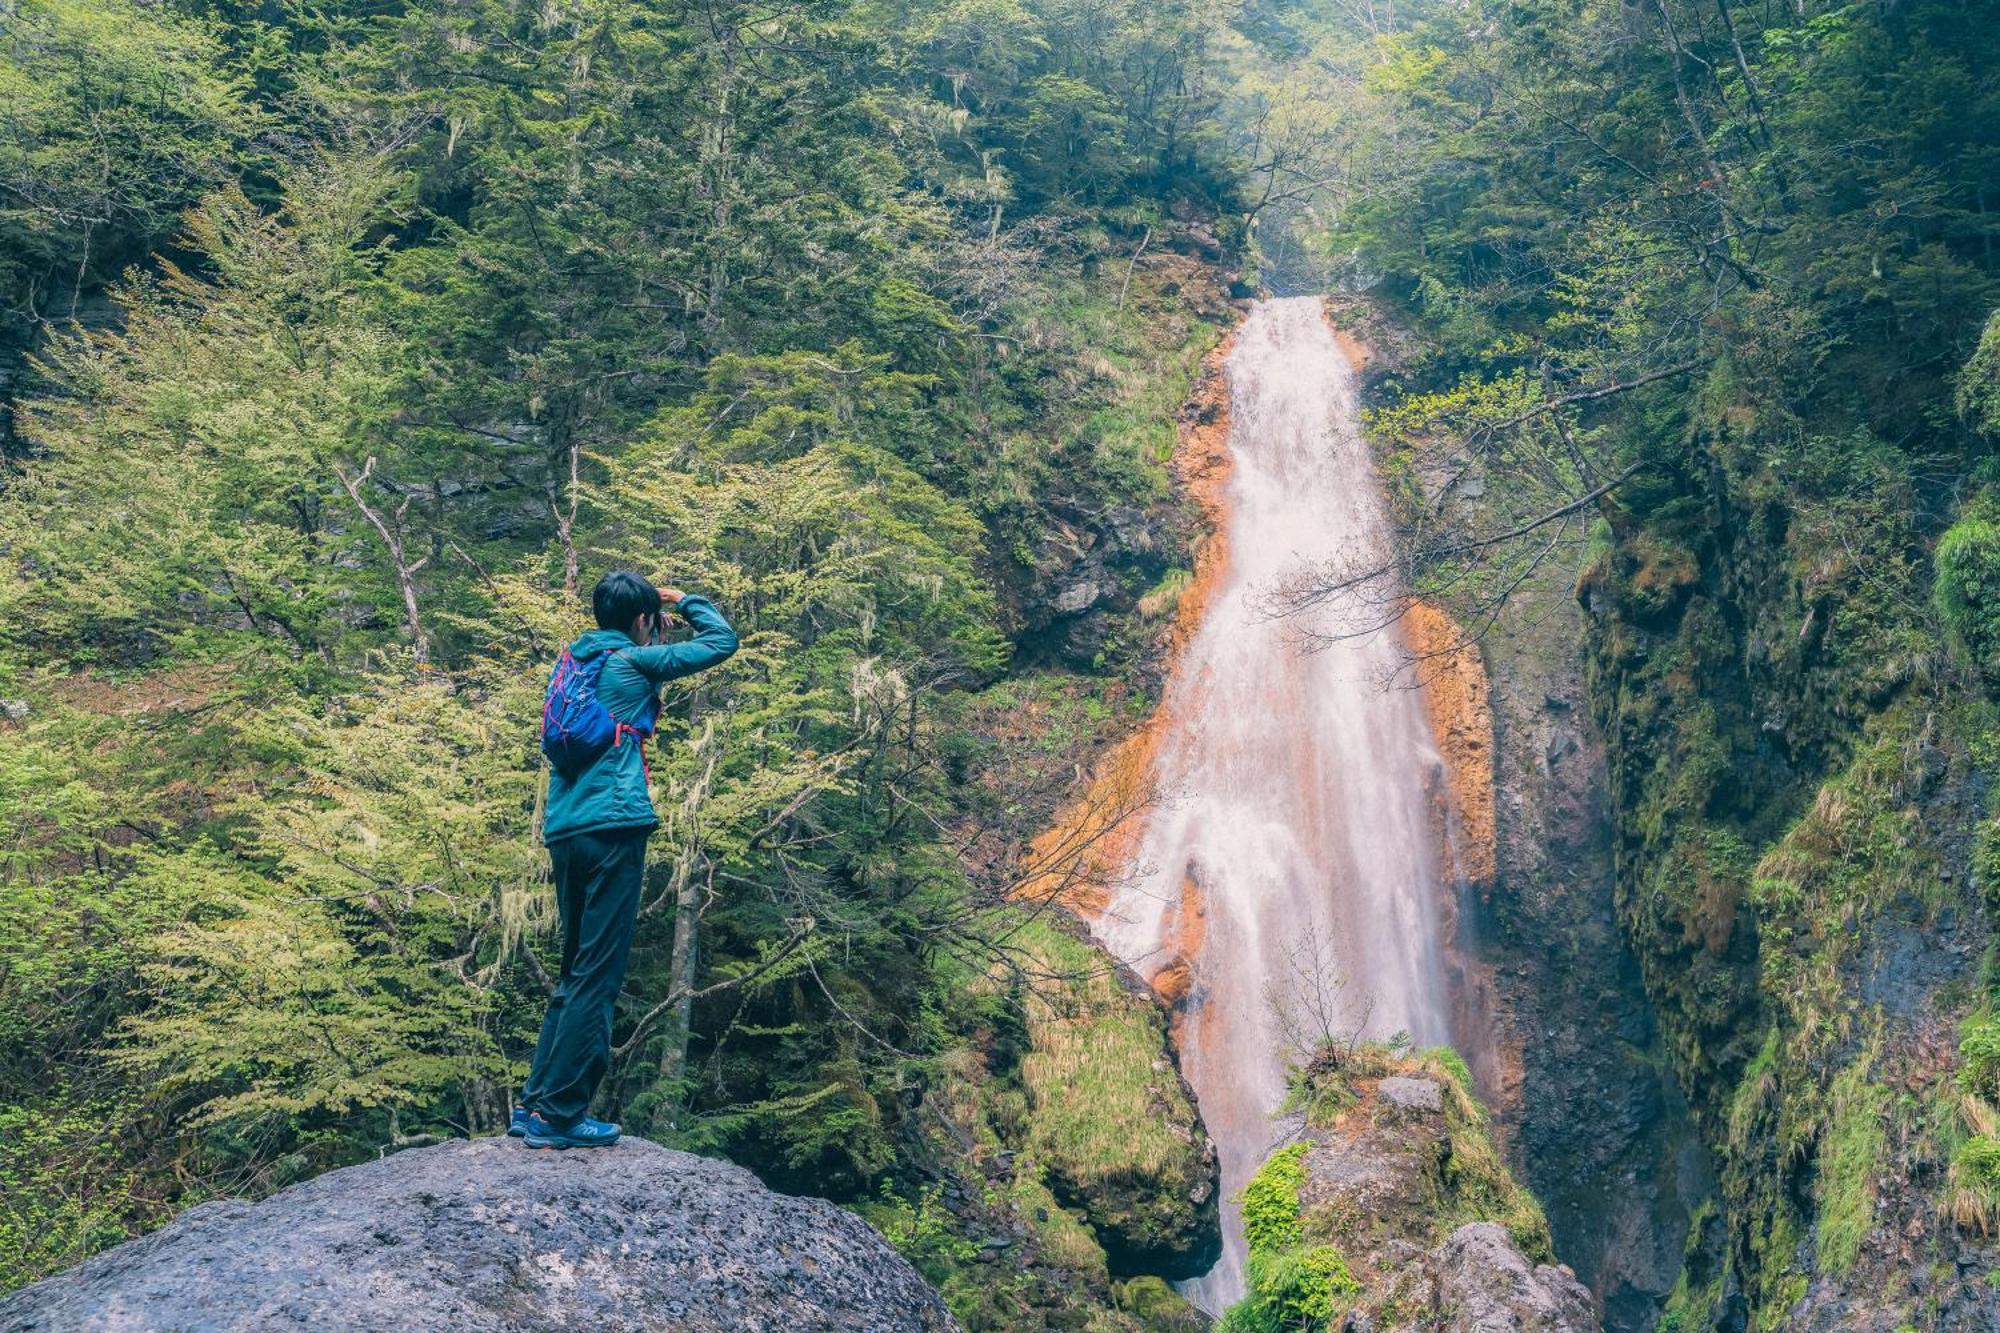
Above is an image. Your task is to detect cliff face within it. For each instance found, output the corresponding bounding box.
[1461,559,1704,1332]
[0,1136,956,1333]
[1334,297,1693,1331]
[1578,416,2000,1328]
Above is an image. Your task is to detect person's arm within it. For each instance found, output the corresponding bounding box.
[621,594,738,684]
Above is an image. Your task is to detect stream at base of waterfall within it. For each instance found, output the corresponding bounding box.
[1089,296,1462,1313]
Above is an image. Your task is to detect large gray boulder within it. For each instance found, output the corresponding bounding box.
[1436,1223,1598,1333]
[0,1136,958,1333]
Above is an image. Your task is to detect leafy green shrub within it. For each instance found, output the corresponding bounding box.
[1223,1245,1360,1331]
[1935,519,2000,677]
[1239,1142,1310,1252]
[1959,311,2000,437]
[1954,1136,2000,1187]
[860,1183,977,1285]
[1946,1135,2000,1235]
[1223,1142,1364,1332]
[1249,1245,1360,1323]
[1961,1014,2000,1101]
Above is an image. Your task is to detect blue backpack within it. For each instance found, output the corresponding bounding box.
[539,648,659,776]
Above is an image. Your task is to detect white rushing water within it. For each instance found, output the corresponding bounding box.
[1091,296,1455,1311]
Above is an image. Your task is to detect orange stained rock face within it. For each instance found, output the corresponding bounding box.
[1332,328,1372,374]
[1403,601,1521,1121]
[1150,870,1210,1012]
[1015,331,1236,936]
[1402,601,1497,892]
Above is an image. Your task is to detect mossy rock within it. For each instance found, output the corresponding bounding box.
[1617,531,1701,622]
[1936,517,2000,682]
[1220,1044,1585,1331]
[1114,1276,1207,1332]
[1012,919,1222,1278]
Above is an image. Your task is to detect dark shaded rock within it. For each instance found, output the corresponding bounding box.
[1055,578,1106,614]
[1466,550,1696,1330]
[0,1136,957,1333]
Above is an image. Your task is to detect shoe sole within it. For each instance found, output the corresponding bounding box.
[522,1133,619,1150]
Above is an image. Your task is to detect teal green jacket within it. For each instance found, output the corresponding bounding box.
[541,595,738,845]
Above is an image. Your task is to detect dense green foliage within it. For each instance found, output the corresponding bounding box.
[1935,516,2000,679]
[0,0,1246,1298]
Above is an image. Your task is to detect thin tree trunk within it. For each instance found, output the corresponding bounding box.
[546,431,581,600]
[659,866,701,1095]
[1117,225,1152,312]
[335,456,432,666]
[657,730,719,1108]
[699,60,737,343]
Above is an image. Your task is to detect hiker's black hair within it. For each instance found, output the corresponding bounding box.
[592,570,663,630]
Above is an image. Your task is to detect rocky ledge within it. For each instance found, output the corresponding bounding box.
[1230,1044,1598,1332]
[0,1136,958,1333]
[1299,1058,1596,1332]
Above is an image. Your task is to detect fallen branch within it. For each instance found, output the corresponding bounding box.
[1116,225,1152,313]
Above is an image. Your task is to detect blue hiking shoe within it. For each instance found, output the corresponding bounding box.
[522,1112,621,1150]
[507,1106,531,1137]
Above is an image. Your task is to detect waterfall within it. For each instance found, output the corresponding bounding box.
[1090,296,1456,1312]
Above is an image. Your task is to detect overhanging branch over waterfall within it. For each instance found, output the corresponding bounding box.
[1258,352,1710,654]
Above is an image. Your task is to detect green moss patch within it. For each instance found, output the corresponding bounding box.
[1815,1050,1887,1275]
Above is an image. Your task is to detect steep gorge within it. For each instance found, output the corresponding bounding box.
[1034,291,1708,1330]
[4,0,1993,1325]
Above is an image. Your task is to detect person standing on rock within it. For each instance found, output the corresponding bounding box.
[514,570,738,1149]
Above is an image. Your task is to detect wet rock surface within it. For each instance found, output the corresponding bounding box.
[1460,557,1697,1330]
[0,1136,957,1333]
[1334,296,1688,1329]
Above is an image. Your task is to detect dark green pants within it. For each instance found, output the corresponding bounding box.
[522,827,648,1129]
